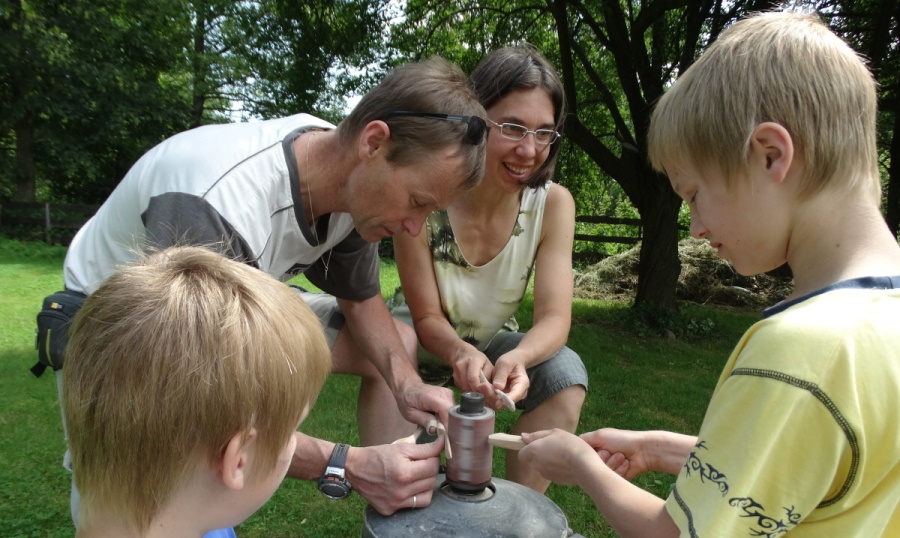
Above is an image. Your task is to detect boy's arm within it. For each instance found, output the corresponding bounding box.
[287,432,444,516]
[520,429,681,538]
[582,428,697,478]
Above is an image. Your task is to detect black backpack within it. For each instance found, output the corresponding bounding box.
[33,290,87,377]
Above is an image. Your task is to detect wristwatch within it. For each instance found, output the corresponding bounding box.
[318,443,352,499]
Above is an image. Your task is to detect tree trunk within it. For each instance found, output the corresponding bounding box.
[886,110,900,239]
[14,119,36,202]
[634,170,683,309]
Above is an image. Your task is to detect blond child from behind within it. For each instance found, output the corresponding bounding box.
[62,246,332,537]
[519,11,900,537]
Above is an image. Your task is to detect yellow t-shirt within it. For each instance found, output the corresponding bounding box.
[666,279,900,537]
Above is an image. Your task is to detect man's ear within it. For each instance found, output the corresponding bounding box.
[220,428,258,491]
[749,122,794,184]
[358,120,391,161]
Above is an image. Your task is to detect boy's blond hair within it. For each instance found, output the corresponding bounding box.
[62,246,331,533]
[649,12,879,201]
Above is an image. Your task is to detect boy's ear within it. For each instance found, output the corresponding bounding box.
[220,428,258,491]
[358,121,391,161]
[749,122,794,183]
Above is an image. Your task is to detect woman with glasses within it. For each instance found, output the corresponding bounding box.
[390,45,587,493]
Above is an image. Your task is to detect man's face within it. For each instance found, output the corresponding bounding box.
[347,146,469,242]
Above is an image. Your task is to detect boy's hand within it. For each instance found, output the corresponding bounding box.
[519,429,598,486]
[580,428,653,480]
[581,428,697,478]
[345,437,444,515]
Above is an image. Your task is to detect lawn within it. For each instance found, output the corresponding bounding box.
[0,237,759,537]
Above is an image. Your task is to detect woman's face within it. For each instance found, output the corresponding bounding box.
[484,87,556,192]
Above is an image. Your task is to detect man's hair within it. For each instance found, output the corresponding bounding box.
[337,57,487,190]
[648,12,879,201]
[469,44,567,189]
[62,246,331,533]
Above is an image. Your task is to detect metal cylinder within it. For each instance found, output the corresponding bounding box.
[446,392,494,492]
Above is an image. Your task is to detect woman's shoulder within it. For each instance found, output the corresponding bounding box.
[543,182,575,217]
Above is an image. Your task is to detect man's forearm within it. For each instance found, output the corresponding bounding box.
[339,296,421,394]
[287,431,333,481]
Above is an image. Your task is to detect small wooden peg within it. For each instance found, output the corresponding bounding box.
[488,433,525,451]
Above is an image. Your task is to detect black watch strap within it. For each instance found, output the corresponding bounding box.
[328,443,350,468]
[318,443,352,499]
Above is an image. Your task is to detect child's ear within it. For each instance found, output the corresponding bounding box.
[749,122,794,183]
[220,428,258,491]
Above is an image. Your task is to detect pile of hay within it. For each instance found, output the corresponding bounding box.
[574,238,792,308]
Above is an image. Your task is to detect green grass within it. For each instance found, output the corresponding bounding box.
[0,237,759,537]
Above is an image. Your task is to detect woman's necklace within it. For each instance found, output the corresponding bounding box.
[305,130,333,279]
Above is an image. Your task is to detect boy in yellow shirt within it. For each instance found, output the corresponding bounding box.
[519,12,900,537]
[62,246,331,537]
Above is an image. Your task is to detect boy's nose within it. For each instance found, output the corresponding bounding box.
[689,217,707,239]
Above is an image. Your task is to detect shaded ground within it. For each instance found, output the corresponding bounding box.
[574,238,793,309]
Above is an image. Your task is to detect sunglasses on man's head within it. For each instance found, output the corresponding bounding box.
[383,110,488,145]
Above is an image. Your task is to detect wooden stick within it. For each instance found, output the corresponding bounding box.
[488,433,525,451]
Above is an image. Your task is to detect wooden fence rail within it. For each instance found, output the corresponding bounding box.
[1,202,646,253]
[0,202,100,245]
[574,215,642,246]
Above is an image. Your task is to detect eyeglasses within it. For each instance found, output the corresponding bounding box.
[384,110,488,145]
[488,120,561,146]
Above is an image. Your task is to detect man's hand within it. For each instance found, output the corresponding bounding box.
[394,379,454,431]
[345,437,444,515]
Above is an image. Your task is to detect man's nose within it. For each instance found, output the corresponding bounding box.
[402,217,424,237]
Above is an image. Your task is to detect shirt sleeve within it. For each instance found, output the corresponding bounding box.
[665,340,855,537]
[304,228,380,301]
[141,192,258,267]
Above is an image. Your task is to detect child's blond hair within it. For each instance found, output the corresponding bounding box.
[62,246,331,533]
[649,12,879,202]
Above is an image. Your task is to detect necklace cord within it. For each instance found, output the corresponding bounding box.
[305,131,333,279]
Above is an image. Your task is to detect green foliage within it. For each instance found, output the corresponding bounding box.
[234,0,390,119]
[1,0,196,202]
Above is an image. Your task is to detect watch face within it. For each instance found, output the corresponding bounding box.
[319,476,351,499]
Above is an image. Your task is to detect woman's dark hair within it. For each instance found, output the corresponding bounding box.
[469,44,566,188]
